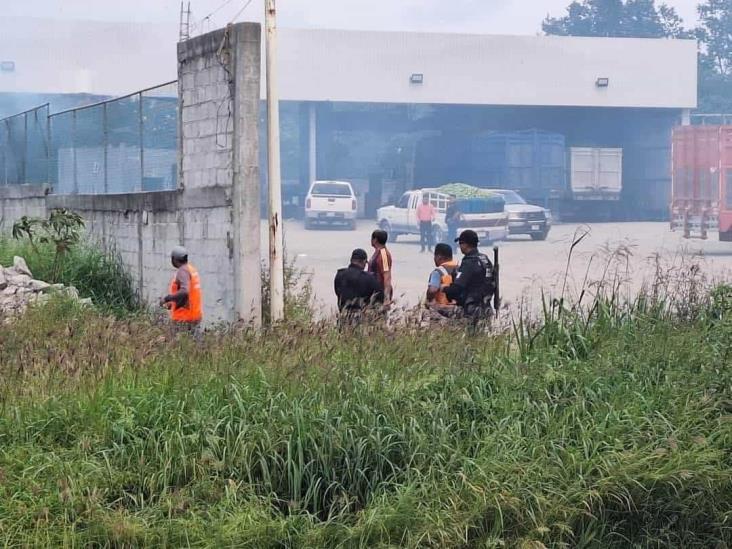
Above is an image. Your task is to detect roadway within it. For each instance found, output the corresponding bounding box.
[265,220,732,316]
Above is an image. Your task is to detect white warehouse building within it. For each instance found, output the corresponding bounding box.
[0,17,698,219]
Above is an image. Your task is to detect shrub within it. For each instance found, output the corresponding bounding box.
[0,236,139,313]
[261,256,314,325]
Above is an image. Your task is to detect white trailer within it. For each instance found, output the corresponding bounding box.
[569,147,623,200]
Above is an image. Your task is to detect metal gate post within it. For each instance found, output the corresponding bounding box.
[139,92,144,192]
[72,110,78,194]
[103,102,108,193]
[22,112,28,184]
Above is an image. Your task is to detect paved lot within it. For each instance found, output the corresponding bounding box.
[267,220,732,315]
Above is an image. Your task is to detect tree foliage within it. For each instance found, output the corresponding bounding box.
[694,1,732,112]
[12,209,85,282]
[543,0,690,38]
[697,0,732,76]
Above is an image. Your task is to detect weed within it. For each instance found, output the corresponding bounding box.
[0,236,139,313]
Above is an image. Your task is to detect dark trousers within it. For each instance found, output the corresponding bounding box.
[447,224,458,251]
[462,303,492,334]
[419,221,433,251]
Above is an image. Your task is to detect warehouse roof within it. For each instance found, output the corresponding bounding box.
[0,17,697,109]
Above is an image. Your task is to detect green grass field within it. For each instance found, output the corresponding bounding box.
[0,267,731,547]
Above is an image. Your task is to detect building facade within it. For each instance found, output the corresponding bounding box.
[0,18,698,219]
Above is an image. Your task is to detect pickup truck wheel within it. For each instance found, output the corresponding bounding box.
[432,225,444,243]
[348,220,357,231]
[379,220,392,234]
[304,219,314,230]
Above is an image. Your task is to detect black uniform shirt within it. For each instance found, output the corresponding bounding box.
[334,264,381,312]
[444,248,493,308]
[445,203,461,226]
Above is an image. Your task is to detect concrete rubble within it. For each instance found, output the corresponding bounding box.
[0,256,92,320]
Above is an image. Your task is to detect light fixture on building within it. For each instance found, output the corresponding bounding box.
[0,61,15,72]
[410,73,424,84]
[596,77,609,88]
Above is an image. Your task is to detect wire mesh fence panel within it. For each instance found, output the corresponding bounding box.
[106,94,142,194]
[2,82,178,194]
[0,118,14,185]
[26,105,50,185]
[49,111,76,194]
[1,115,25,185]
[142,82,178,192]
[74,104,105,194]
[0,105,50,186]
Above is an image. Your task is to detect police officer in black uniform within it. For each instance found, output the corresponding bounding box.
[444,230,495,326]
[334,248,381,326]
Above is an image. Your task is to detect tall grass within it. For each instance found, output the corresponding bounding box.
[261,257,314,325]
[0,236,139,313]
[0,256,731,546]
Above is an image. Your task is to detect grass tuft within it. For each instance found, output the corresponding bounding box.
[0,236,140,313]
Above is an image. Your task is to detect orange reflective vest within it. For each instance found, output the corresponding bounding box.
[169,263,203,323]
[433,260,458,306]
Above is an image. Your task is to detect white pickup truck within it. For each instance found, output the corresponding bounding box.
[377,188,508,243]
[304,180,357,230]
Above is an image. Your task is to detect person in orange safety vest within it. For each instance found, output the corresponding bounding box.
[159,246,203,331]
[425,242,459,317]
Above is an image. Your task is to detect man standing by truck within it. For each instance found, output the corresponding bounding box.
[445,195,462,252]
[416,194,436,253]
[445,230,494,326]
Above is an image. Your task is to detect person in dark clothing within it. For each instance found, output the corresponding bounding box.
[334,248,381,325]
[444,230,495,325]
[445,196,462,252]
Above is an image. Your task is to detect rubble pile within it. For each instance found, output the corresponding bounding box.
[0,256,91,319]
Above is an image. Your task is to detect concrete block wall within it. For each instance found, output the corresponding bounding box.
[178,23,262,325]
[179,28,235,191]
[44,188,236,323]
[0,185,49,233]
[0,22,262,325]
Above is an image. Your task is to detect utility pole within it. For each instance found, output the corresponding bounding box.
[265,0,285,322]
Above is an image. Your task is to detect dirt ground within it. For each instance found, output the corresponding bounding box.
[267,220,732,315]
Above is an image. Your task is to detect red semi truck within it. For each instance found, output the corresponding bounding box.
[720,129,732,241]
[670,125,732,240]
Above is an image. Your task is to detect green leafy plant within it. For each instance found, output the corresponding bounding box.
[261,256,314,325]
[12,209,85,282]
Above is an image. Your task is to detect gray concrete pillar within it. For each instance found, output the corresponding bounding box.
[232,23,263,327]
[681,108,691,126]
[178,22,262,324]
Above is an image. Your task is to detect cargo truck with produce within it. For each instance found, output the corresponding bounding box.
[377,184,508,244]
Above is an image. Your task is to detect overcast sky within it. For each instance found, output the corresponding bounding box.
[3,0,700,35]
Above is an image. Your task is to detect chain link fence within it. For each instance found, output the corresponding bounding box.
[0,82,178,194]
[0,104,50,186]
[40,80,178,195]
